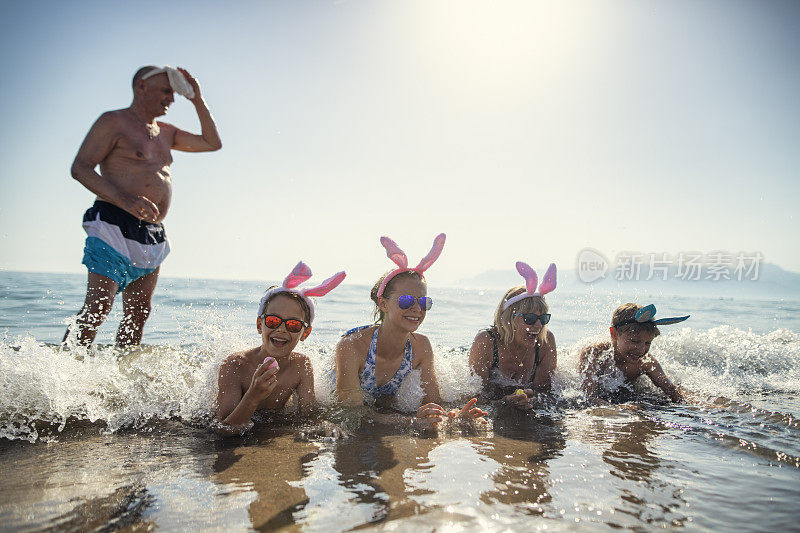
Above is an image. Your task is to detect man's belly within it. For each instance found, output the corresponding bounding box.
[102,171,173,222]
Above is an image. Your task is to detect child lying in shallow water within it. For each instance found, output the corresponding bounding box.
[214,262,345,436]
[580,303,689,403]
[335,234,487,428]
[469,262,558,410]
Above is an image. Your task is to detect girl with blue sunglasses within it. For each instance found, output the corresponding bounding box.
[335,234,487,430]
[469,262,559,410]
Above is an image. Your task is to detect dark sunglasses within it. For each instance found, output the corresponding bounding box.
[515,313,551,325]
[394,295,433,311]
[262,314,307,333]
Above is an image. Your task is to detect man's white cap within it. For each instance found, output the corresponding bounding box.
[141,66,195,99]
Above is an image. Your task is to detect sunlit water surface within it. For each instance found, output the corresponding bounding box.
[1,271,799,530]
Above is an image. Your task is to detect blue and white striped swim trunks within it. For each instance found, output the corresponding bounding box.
[81,201,170,290]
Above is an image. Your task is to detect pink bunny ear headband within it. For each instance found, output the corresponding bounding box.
[502,262,557,310]
[257,261,346,324]
[377,233,446,298]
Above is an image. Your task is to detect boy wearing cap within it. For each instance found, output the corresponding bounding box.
[579,303,688,403]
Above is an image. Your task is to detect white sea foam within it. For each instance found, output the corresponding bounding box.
[3,323,798,442]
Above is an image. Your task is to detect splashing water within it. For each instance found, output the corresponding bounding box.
[3,322,798,442]
[3,273,800,531]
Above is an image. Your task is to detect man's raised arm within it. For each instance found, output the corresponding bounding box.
[172,68,222,152]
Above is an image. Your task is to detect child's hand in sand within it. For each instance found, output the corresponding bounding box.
[448,398,489,423]
[413,403,445,430]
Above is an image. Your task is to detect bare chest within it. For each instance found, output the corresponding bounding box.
[496,345,535,382]
[497,359,534,382]
[111,126,174,167]
[245,366,301,412]
[613,360,645,382]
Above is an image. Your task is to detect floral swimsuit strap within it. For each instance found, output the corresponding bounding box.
[359,327,414,398]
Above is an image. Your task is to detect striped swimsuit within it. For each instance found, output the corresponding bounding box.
[81,201,170,290]
[343,325,415,398]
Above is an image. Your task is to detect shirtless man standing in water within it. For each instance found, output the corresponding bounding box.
[64,66,222,346]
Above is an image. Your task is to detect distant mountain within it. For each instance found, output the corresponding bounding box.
[458,263,800,299]
[460,269,523,288]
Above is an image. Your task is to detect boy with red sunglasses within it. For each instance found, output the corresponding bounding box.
[214,262,345,435]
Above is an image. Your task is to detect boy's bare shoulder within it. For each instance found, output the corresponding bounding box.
[579,342,612,374]
[580,341,610,359]
[219,349,257,374]
[289,351,313,370]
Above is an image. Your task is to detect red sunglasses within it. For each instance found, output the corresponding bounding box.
[261,314,307,333]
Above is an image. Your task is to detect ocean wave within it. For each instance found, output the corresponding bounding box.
[2,326,798,442]
[0,335,219,442]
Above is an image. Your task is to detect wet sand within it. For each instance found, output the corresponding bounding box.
[2,400,799,531]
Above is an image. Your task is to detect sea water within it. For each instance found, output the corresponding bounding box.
[1,271,799,530]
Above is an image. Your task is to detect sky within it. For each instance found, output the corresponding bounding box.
[0,0,798,287]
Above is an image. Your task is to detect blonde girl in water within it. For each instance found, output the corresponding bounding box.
[469,262,558,410]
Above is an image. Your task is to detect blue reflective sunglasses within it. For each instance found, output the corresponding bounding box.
[394,295,433,311]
